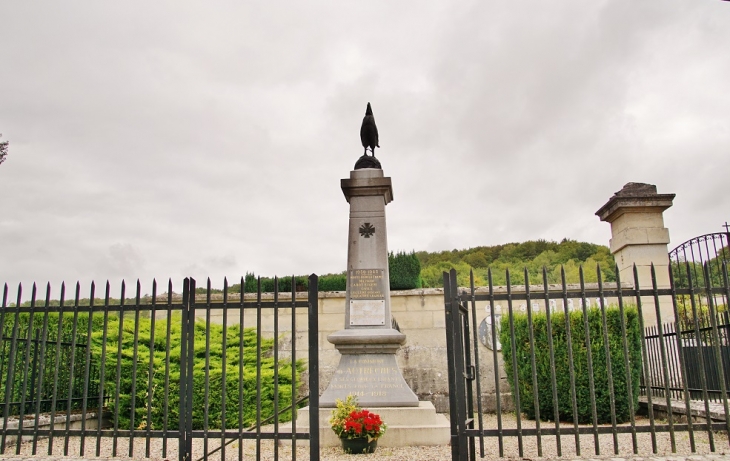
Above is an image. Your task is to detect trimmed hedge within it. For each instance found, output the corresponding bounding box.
[91,314,303,430]
[500,306,642,424]
[388,251,422,290]
[226,252,422,294]
[1,312,105,415]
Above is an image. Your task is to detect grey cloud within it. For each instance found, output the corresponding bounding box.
[1,1,728,291]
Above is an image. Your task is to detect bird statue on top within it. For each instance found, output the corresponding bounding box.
[355,102,382,170]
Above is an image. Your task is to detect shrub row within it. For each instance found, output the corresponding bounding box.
[388,251,422,290]
[500,306,642,424]
[0,310,303,428]
[209,251,423,294]
[1,312,105,415]
[91,314,303,430]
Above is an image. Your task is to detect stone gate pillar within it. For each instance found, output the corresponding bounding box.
[595,182,675,326]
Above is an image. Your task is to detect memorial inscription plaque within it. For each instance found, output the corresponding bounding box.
[349,269,385,299]
[350,299,385,326]
[349,269,386,326]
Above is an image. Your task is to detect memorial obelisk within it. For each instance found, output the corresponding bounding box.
[319,103,419,408]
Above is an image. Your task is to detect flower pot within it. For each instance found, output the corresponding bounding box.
[341,437,378,454]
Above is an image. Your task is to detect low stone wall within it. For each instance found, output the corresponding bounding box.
[185,282,625,414]
[0,412,105,447]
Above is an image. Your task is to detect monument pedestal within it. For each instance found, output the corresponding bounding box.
[320,330,418,407]
[292,141,449,446]
[319,167,418,408]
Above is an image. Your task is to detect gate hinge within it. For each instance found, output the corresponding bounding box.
[464,365,476,380]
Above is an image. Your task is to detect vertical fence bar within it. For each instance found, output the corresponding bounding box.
[597,265,619,454]
[560,267,580,455]
[651,264,676,451]
[453,271,469,461]
[668,266,695,452]
[238,276,245,461]
[96,282,111,456]
[146,280,158,458]
[703,263,730,436]
[162,280,173,458]
[291,275,297,461]
[203,279,211,460]
[48,283,65,455]
[273,277,280,460]
[0,283,8,438]
[664,321,679,399]
[468,270,485,457]
[32,283,52,454]
[16,283,37,453]
[308,274,320,461]
[579,267,599,454]
[646,325,656,397]
[634,266,659,453]
[186,278,196,460]
[1,283,22,454]
[179,279,190,461]
[487,269,504,458]
[542,267,561,457]
[0,283,23,454]
[460,290,475,461]
[686,264,714,449]
[444,271,460,461]
[256,276,262,461]
[62,282,80,456]
[28,329,39,419]
[524,269,542,457]
[221,278,228,461]
[80,282,96,456]
[125,281,140,455]
[506,269,523,457]
[112,281,126,457]
[614,267,638,453]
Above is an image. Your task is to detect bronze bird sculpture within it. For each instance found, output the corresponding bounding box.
[360,102,379,156]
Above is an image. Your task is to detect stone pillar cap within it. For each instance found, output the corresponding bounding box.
[596,182,675,223]
[341,176,393,204]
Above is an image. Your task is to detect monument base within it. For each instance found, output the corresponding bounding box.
[320,328,418,408]
[288,401,450,447]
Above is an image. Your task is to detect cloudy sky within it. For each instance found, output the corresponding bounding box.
[1,1,728,294]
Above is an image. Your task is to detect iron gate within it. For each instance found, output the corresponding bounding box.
[444,262,730,461]
[0,275,320,461]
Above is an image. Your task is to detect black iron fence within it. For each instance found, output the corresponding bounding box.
[0,328,104,416]
[444,261,730,461]
[644,311,730,401]
[0,275,320,461]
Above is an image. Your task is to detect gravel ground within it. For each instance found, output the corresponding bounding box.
[3,413,729,460]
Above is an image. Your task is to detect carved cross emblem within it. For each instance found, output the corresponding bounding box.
[359,222,375,238]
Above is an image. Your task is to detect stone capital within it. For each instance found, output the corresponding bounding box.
[595,182,675,223]
[341,170,393,205]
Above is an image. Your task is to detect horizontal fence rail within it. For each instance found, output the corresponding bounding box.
[444,260,730,461]
[0,275,320,461]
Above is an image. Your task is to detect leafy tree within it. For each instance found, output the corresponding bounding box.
[0,134,8,165]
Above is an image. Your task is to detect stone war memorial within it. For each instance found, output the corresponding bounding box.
[297,103,450,447]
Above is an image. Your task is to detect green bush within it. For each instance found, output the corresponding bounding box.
[318,273,347,291]
[91,314,304,430]
[500,306,642,424]
[1,311,106,415]
[388,251,422,290]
